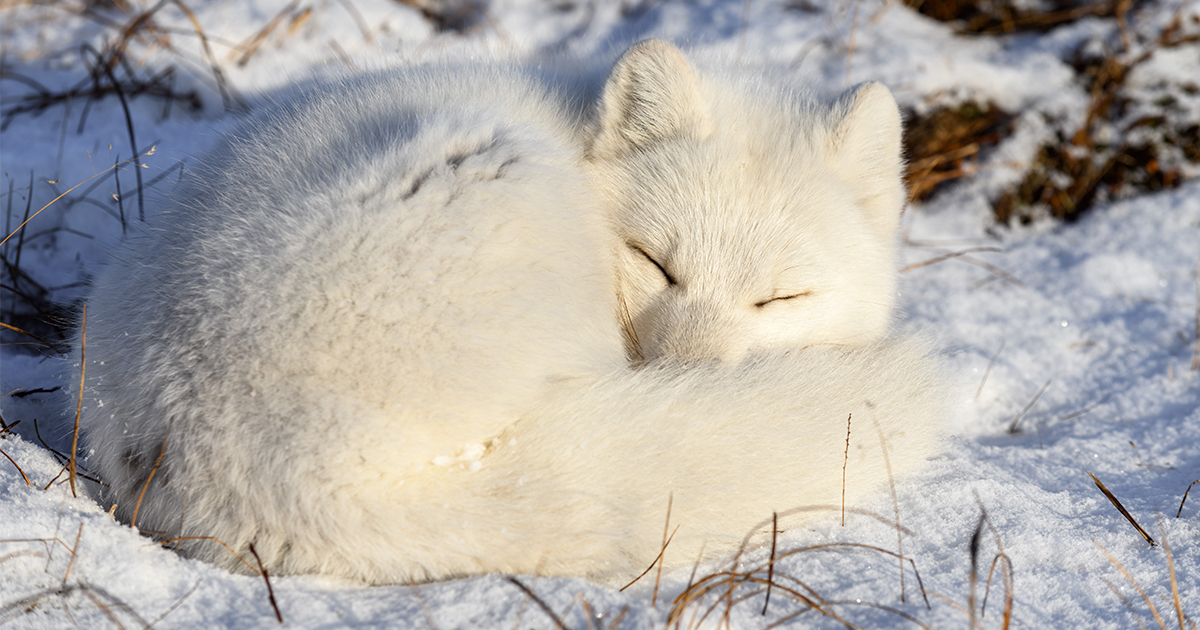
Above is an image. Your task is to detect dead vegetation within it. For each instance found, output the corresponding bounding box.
[901,1,1200,224]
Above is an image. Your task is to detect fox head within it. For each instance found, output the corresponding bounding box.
[585,40,907,365]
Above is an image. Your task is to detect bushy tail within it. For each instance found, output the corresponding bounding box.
[238,337,946,584]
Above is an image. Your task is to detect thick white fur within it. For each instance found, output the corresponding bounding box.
[73,43,943,585]
[589,41,906,363]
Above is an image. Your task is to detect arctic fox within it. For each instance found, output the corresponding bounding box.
[72,41,942,584]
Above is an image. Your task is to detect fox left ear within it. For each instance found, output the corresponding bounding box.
[825,82,906,236]
[588,40,713,160]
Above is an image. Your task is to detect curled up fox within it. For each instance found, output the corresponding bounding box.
[72,41,945,584]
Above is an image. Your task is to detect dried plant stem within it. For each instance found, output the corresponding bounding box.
[1156,515,1184,630]
[761,511,777,616]
[653,494,673,606]
[1178,480,1199,518]
[1087,470,1155,546]
[61,523,84,584]
[248,543,283,623]
[69,304,86,497]
[0,448,31,486]
[976,339,1005,401]
[1008,378,1051,433]
[131,420,172,530]
[869,409,906,602]
[1095,539,1168,629]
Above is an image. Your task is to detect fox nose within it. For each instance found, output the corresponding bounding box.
[640,300,748,365]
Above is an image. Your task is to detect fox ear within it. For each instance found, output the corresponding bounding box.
[825,82,906,236]
[588,40,712,159]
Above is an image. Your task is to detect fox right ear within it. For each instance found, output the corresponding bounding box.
[588,40,712,159]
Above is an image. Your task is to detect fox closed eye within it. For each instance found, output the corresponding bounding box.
[629,243,676,286]
[754,290,813,308]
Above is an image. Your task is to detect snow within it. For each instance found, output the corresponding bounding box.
[2,0,1198,628]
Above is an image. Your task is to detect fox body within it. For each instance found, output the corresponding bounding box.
[74,42,942,584]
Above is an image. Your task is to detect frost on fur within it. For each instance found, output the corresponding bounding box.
[71,42,943,585]
[589,41,907,364]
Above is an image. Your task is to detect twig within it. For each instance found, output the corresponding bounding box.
[248,543,283,623]
[761,512,777,616]
[1087,470,1155,546]
[1177,480,1199,518]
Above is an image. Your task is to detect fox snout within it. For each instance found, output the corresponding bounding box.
[636,299,750,366]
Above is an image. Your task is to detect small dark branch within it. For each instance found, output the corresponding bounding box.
[82,44,145,221]
[1087,470,1156,546]
[1008,378,1051,434]
[761,512,777,616]
[505,577,569,630]
[1177,480,1199,518]
[248,543,284,624]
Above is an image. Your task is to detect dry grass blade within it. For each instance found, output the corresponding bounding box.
[1007,378,1051,433]
[0,448,31,486]
[69,303,86,497]
[166,0,238,110]
[1087,470,1155,546]
[901,247,1008,273]
[868,409,907,603]
[1095,538,1168,629]
[148,578,202,628]
[234,0,300,67]
[975,339,1005,401]
[247,543,283,623]
[61,523,84,584]
[1,153,152,249]
[619,525,679,593]
[505,577,569,630]
[159,536,260,574]
[0,321,63,352]
[654,494,674,605]
[130,419,172,530]
[1177,480,1199,518]
[1156,515,1184,630]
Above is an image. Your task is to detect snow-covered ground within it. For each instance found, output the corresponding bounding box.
[2,0,1198,627]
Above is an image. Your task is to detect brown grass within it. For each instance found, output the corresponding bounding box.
[1087,470,1156,547]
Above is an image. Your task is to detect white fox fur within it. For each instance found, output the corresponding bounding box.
[72,42,944,584]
